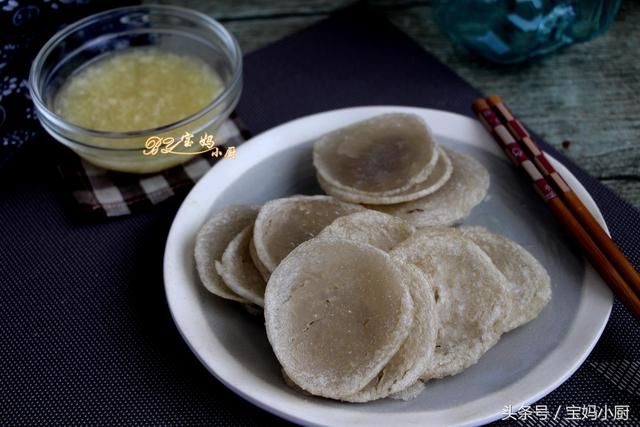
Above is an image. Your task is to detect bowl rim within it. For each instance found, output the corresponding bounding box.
[163,106,613,426]
[28,4,242,140]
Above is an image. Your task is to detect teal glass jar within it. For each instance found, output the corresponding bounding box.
[433,0,621,63]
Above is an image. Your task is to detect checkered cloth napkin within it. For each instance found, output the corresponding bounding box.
[56,112,252,218]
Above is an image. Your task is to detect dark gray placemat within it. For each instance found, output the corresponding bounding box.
[0,3,638,426]
[237,6,640,423]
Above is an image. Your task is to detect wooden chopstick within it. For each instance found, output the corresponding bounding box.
[472,98,640,321]
[486,95,640,298]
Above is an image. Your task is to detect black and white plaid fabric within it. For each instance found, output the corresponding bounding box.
[56,113,251,218]
[0,0,253,219]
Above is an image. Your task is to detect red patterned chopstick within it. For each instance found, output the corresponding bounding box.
[486,95,640,298]
[473,99,557,201]
[472,98,640,321]
[487,96,571,193]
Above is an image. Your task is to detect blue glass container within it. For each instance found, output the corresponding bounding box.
[433,0,621,63]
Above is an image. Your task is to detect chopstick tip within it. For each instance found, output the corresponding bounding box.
[487,95,503,106]
[472,98,489,113]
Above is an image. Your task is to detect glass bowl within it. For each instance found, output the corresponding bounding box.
[29,5,242,174]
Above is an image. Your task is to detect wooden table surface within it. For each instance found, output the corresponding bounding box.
[154,0,640,209]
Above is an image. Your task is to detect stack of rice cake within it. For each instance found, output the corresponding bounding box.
[194,114,552,402]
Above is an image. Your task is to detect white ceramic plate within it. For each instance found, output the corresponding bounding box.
[164,106,612,426]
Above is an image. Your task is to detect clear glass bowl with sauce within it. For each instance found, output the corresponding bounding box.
[29,5,242,174]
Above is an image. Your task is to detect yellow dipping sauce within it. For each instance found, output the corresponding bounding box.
[55,48,223,132]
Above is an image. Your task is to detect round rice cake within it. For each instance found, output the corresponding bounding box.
[194,205,259,302]
[215,224,267,307]
[413,226,519,326]
[281,369,310,396]
[318,146,452,205]
[458,226,552,331]
[343,264,437,402]
[249,237,271,282]
[369,148,489,228]
[415,226,552,332]
[313,113,438,195]
[253,195,363,273]
[391,232,509,381]
[317,210,414,252]
[265,238,414,400]
[389,381,425,401]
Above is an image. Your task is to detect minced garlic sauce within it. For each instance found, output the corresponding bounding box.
[55,48,223,132]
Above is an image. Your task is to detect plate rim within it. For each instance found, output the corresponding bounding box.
[163,106,613,427]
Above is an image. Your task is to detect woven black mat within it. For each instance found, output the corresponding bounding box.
[1,4,638,426]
